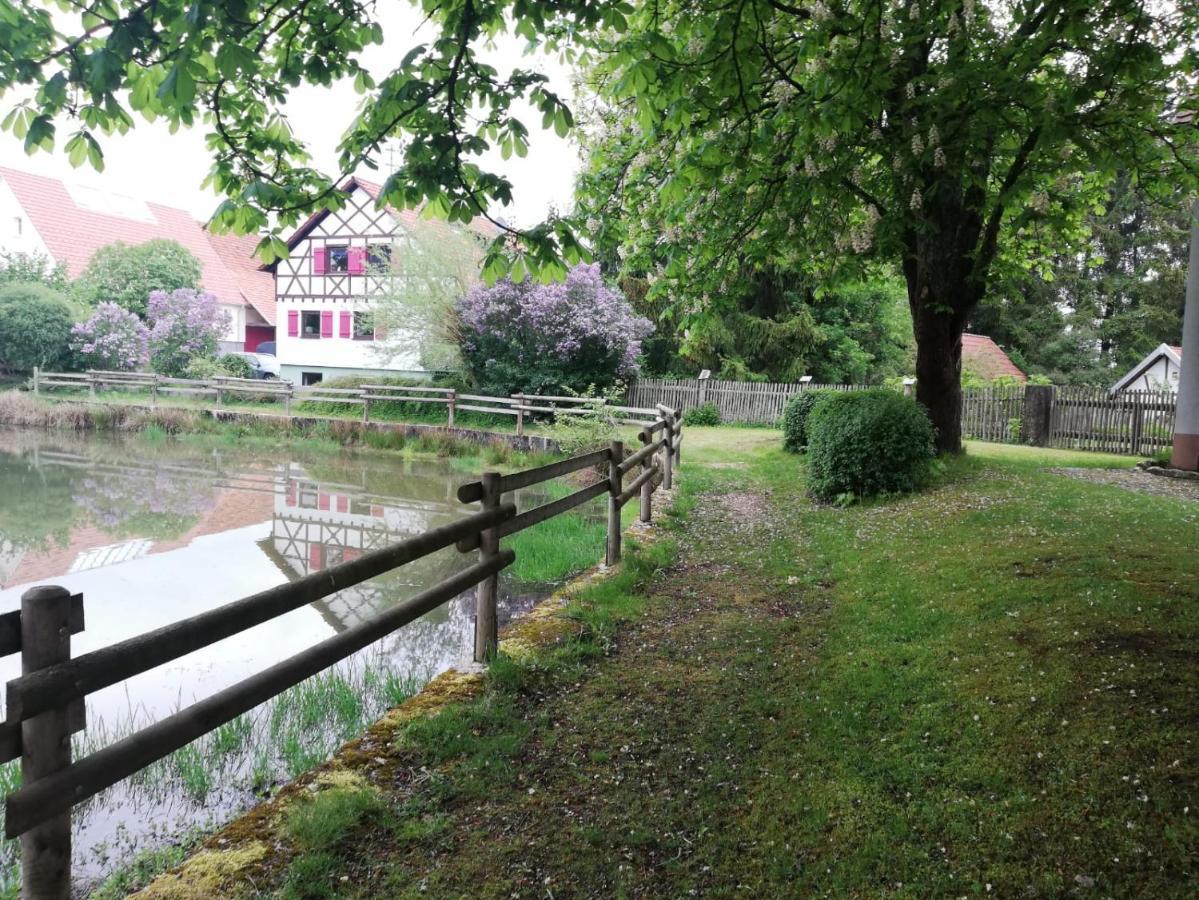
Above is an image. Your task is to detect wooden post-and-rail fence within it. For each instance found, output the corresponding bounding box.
[30,369,666,436]
[0,409,682,897]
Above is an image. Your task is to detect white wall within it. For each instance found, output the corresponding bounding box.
[219,302,245,349]
[0,177,52,260]
[1128,356,1182,393]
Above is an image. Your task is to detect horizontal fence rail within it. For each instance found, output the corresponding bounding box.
[30,369,665,436]
[1,406,681,897]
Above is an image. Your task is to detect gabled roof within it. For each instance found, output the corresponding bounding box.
[279,174,502,255]
[1110,343,1182,393]
[962,333,1027,382]
[0,166,274,322]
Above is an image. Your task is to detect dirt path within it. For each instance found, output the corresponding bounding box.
[310,476,830,899]
[1053,466,1199,502]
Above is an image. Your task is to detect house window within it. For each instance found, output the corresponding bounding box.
[298,483,319,509]
[353,312,374,341]
[302,371,323,386]
[301,311,321,339]
[367,243,391,269]
[327,245,349,273]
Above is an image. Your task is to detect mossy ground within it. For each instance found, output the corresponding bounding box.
[144,429,1197,897]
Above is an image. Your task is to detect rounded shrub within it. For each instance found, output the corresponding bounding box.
[683,402,721,426]
[781,389,833,452]
[806,389,935,501]
[0,283,75,372]
[218,354,255,379]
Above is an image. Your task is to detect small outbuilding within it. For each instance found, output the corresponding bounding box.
[961,333,1027,383]
[1110,343,1182,395]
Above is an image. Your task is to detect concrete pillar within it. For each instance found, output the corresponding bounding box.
[1171,200,1199,471]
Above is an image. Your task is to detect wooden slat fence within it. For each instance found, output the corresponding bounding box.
[628,376,1178,456]
[1049,387,1176,455]
[626,378,858,424]
[960,386,1027,444]
[0,409,683,897]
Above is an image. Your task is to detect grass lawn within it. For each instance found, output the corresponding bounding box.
[209,429,1198,898]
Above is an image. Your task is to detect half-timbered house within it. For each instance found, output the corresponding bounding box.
[271,176,497,385]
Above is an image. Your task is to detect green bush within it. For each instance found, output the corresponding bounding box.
[683,402,721,426]
[781,389,834,452]
[0,283,75,373]
[806,389,935,501]
[182,356,221,380]
[218,354,254,379]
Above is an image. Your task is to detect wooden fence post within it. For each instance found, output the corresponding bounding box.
[32,367,39,396]
[150,375,158,409]
[447,390,456,428]
[474,472,501,663]
[661,422,674,491]
[606,441,623,567]
[1130,393,1144,456]
[638,435,653,524]
[1019,384,1055,446]
[87,372,95,400]
[284,385,292,420]
[513,394,525,437]
[362,390,370,424]
[19,585,75,900]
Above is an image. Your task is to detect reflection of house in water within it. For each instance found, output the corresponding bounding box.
[0,453,276,590]
[261,463,466,632]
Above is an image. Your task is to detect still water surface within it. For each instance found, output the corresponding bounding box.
[0,428,570,887]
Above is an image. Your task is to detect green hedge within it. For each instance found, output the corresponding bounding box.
[781,390,834,452]
[683,402,721,426]
[806,389,935,501]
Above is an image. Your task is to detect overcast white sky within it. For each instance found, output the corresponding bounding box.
[0,3,581,228]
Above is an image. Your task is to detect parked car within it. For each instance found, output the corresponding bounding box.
[221,351,281,380]
[255,341,276,357]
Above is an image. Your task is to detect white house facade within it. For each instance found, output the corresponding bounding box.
[1110,343,1183,394]
[272,176,495,385]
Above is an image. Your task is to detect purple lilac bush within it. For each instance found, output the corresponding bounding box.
[456,263,651,395]
[69,302,149,371]
[147,289,231,376]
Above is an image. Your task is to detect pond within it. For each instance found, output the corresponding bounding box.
[0,427,595,892]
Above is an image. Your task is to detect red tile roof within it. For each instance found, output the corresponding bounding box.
[205,229,276,325]
[1170,345,1182,358]
[0,166,273,322]
[962,333,1027,382]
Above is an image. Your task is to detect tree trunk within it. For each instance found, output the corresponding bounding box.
[912,301,966,455]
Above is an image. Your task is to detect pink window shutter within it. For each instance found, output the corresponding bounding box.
[347,248,365,275]
[320,310,333,338]
[313,247,328,274]
[287,310,299,337]
[339,311,352,338]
